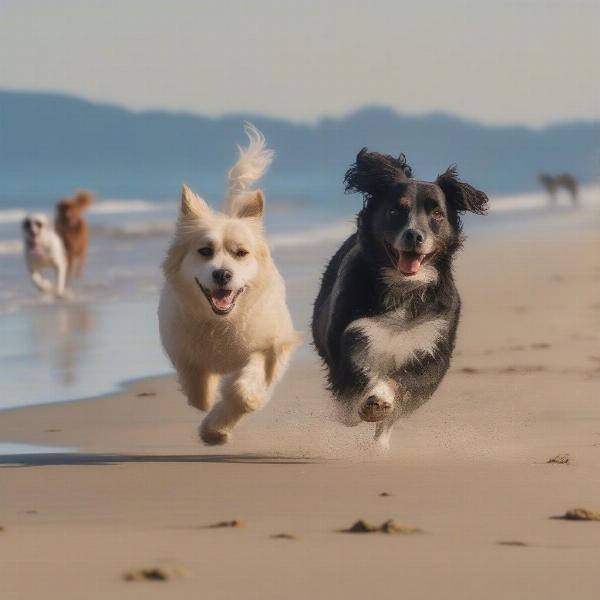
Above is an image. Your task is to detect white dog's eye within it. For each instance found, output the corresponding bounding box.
[235,249,249,258]
[198,247,214,258]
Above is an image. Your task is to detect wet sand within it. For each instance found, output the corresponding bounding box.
[1,221,600,599]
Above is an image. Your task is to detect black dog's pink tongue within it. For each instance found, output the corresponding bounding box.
[398,252,424,275]
[211,289,234,309]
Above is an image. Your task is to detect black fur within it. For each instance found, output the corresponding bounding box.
[312,150,488,435]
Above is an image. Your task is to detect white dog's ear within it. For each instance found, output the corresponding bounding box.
[181,184,210,218]
[232,190,264,219]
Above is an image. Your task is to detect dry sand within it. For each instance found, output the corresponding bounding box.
[1,222,600,599]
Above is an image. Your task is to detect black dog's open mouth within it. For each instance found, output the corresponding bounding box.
[384,242,434,276]
[195,278,244,315]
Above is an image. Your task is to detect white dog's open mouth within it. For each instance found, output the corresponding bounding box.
[195,279,244,315]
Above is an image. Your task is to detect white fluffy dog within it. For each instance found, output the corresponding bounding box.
[21,212,68,297]
[159,124,299,445]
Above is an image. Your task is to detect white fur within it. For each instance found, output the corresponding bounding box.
[21,213,68,297]
[225,122,274,215]
[159,127,299,446]
[343,315,447,422]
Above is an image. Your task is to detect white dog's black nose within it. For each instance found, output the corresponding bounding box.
[212,269,232,286]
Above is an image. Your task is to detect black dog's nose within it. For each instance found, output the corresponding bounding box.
[212,269,232,286]
[402,228,425,247]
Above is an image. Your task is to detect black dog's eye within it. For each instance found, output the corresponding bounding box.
[389,208,400,218]
[198,247,214,257]
[235,249,248,258]
[431,209,444,221]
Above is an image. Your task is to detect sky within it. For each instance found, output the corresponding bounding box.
[1,0,599,126]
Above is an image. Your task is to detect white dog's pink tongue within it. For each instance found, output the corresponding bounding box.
[211,289,234,309]
[398,252,424,275]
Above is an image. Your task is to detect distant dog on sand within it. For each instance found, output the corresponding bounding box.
[21,213,68,297]
[312,149,488,448]
[538,173,579,208]
[55,191,93,278]
[159,124,299,445]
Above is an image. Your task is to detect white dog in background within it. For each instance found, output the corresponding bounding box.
[159,123,299,445]
[21,213,68,297]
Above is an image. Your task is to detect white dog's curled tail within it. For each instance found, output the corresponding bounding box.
[226,122,273,210]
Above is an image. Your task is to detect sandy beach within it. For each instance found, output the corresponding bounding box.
[1,215,600,599]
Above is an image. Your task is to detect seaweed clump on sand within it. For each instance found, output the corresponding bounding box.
[208,519,244,528]
[123,566,187,582]
[561,508,600,521]
[342,519,422,534]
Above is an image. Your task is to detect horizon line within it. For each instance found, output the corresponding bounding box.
[2,86,599,132]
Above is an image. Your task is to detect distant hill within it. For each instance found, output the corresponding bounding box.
[1,90,599,205]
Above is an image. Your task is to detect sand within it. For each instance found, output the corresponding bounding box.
[1,220,600,599]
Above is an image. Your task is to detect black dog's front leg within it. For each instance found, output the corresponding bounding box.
[395,349,452,414]
[328,327,370,405]
[330,327,399,424]
[374,346,453,446]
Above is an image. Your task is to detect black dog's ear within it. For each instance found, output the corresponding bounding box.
[436,166,488,215]
[344,148,413,200]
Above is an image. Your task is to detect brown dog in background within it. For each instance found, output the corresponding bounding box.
[55,191,93,278]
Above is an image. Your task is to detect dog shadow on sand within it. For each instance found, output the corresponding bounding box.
[0,452,317,468]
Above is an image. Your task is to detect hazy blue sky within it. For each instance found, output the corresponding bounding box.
[1,0,598,125]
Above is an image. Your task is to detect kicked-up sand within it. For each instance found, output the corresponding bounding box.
[1,214,600,599]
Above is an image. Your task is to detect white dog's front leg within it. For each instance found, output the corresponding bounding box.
[200,351,272,446]
[30,270,54,294]
[177,365,219,412]
[55,261,67,297]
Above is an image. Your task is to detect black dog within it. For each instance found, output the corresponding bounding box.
[312,149,488,448]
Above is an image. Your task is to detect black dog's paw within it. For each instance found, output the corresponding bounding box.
[358,396,393,422]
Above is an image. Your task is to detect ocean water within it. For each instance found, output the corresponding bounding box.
[0,186,598,412]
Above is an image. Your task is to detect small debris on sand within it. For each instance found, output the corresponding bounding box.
[0,526,4,532]
[43,428,61,433]
[343,520,379,533]
[123,566,186,582]
[208,519,244,528]
[342,519,422,534]
[497,540,528,547]
[24,510,38,515]
[136,392,156,397]
[379,520,422,534]
[531,342,551,350]
[547,454,570,464]
[560,508,600,521]
[498,365,545,374]
[270,533,298,540]
[379,492,392,497]
[457,367,481,374]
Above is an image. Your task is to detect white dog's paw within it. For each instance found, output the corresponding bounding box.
[198,423,230,446]
[56,289,74,300]
[232,377,267,413]
[187,394,211,412]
